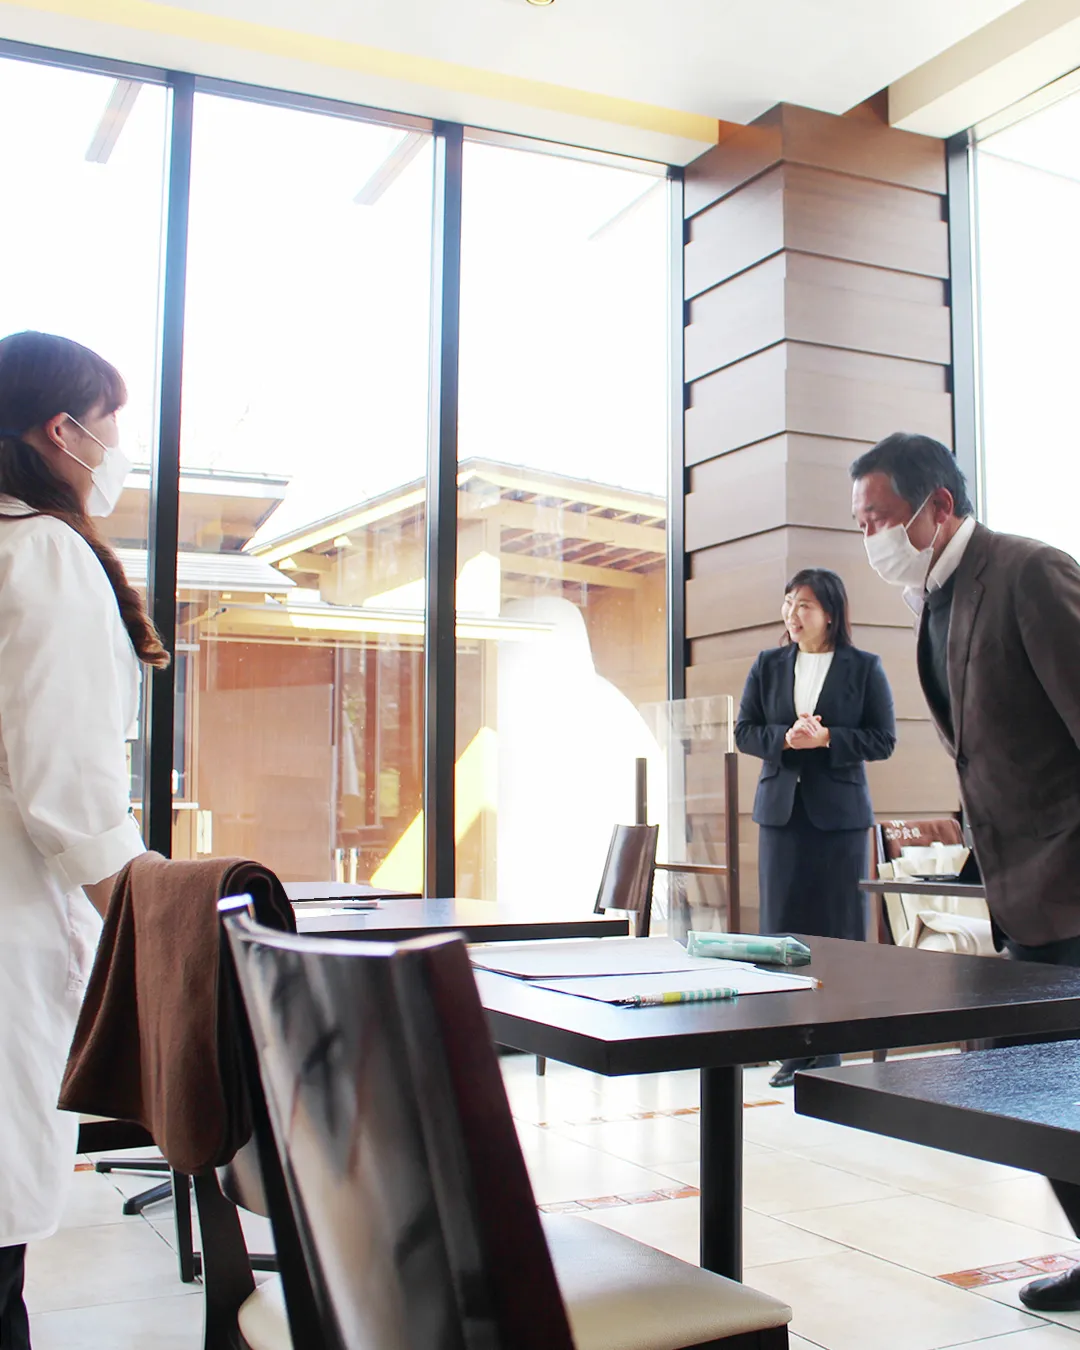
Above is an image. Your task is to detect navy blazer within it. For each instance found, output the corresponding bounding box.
[735,644,896,831]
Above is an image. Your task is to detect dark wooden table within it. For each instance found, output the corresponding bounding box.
[295,897,630,943]
[795,1040,1080,1186]
[859,878,987,900]
[476,936,1080,1281]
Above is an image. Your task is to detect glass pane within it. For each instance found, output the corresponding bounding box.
[976,96,1080,555]
[0,56,170,825]
[175,93,432,885]
[456,142,670,905]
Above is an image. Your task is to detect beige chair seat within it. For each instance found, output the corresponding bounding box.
[236,1214,791,1350]
[237,1275,289,1350]
[544,1215,790,1350]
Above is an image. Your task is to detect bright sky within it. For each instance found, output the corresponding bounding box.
[0,56,669,548]
[977,92,1080,561]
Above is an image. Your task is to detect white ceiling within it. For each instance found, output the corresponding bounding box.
[174,0,1026,123]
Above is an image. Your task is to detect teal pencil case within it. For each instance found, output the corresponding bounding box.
[685,932,812,967]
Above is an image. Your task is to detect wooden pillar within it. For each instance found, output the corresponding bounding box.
[681,97,960,921]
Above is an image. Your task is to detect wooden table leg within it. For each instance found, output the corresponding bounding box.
[700,1065,743,1280]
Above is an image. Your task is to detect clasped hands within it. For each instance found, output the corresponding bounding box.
[785,713,830,750]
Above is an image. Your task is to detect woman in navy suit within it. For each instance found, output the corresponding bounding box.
[736,568,896,1086]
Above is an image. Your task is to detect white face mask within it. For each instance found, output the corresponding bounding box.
[863,494,941,590]
[60,415,132,518]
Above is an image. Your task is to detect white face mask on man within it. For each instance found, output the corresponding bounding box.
[863,494,941,590]
[60,415,132,518]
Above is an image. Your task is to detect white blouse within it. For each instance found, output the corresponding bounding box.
[793,649,834,717]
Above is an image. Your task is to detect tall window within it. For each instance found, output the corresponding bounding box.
[174,94,433,885]
[0,46,676,894]
[0,55,170,823]
[455,142,670,905]
[976,89,1080,555]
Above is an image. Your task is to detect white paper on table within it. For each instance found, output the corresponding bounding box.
[290,904,378,918]
[530,966,820,1003]
[468,936,720,980]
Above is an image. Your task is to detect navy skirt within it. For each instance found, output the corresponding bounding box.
[758,787,869,942]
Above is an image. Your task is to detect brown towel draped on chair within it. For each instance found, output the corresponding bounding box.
[58,852,293,1176]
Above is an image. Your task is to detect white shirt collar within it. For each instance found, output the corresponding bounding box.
[926,514,977,593]
[901,515,977,617]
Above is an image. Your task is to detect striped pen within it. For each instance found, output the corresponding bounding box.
[614,987,740,1008]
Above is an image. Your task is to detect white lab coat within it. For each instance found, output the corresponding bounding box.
[0,498,145,1246]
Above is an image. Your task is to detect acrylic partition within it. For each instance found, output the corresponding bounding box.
[639,694,739,943]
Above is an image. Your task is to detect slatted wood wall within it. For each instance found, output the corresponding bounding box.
[681,97,960,921]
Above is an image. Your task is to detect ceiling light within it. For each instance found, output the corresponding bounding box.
[525,0,555,6]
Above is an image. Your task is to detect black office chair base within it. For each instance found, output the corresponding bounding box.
[121,1181,174,1215]
[95,1157,174,1216]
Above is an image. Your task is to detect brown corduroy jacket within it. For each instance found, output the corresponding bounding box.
[59,853,293,1175]
[916,522,1080,947]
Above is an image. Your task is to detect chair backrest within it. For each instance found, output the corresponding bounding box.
[872,818,968,945]
[223,914,576,1350]
[594,823,659,935]
[877,817,964,862]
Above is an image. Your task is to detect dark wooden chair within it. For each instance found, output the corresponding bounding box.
[534,821,659,1076]
[221,908,792,1350]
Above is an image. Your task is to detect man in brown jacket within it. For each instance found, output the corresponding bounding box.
[852,430,1080,1311]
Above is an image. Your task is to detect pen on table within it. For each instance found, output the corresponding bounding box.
[615,988,740,1008]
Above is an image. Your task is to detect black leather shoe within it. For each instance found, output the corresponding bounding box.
[1019,1265,1080,1311]
[769,1058,811,1088]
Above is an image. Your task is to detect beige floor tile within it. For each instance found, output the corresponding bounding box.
[743,1101,864,1153]
[514,1122,675,1204]
[790,1124,1024,1194]
[747,1248,1038,1350]
[58,1169,139,1230]
[651,1139,774,1191]
[655,1158,701,1188]
[30,1293,203,1350]
[743,1211,847,1269]
[780,1194,1075,1277]
[742,1148,902,1217]
[25,1220,194,1314]
[577,1196,701,1264]
[937,1175,1077,1241]
[547,1114,700,1167]
[949,1327,1080,1347]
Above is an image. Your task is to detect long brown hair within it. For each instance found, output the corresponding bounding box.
[0,331,169,668]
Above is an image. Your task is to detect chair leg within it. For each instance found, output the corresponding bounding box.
[872,1049,888,1064]
[192,1173,255,1350]
[535,1056,547,1077]
[173,1172,198,1283]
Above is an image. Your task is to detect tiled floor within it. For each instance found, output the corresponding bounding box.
[24,1055,1080,1349]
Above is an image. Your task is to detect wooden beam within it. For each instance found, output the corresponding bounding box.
[499,551,643,590]
[462,496,666,554]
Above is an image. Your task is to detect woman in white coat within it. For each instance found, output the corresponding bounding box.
[0,331,168,1347]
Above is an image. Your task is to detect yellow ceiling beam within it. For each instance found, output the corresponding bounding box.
[4,0,719,151]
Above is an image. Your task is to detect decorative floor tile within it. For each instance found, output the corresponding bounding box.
[940,1253,1080,1287]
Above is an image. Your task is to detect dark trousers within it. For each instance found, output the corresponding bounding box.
[998,933,1080,1237]
[0,1245,30,1350]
